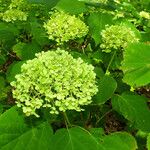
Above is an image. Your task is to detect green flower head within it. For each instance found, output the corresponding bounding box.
[2,9,27,22]
[100,24,139,53]
[43,11,89,44]
[11,49,98,117]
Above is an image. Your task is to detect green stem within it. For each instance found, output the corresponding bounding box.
[105,51,116,75]
[63,112,72,127]
[95,109,112,126]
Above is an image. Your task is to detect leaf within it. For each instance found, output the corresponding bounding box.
[55,0,87,14]
[27,0,60,8]
[122,43,150,87]
[12,42,41,60]
[52,127,104,150]
[101,132,137,150]
[94,75,117,104]
[147,134,150,150]
[0,76,8,101]
[112,93,150,132]
[0,106,53,150]
[6,61,26,83]
[87,12,113,45]
[0,23,19,49]
[30,19,50,46]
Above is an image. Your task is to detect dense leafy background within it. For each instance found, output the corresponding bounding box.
[0,0,150,149]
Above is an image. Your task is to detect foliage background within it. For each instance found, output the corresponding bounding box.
[0,0,150,149]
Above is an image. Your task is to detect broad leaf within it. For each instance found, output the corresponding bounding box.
[0,107,53,150]
[0,23,19,49]
[90,128,137,150]
[27,0,60,8]
[12,42,41,60]
[55,0,87,14]
[87,12,113,45]
[147,133,150,150]
[6,61,26,82]
[52,127,104,150]
[101,132,137,150]
[112,93,150,132]
[30,20,50,46]
[122,43,150,87]
[94,75,117,104]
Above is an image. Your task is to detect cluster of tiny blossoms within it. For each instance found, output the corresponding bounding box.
[139,11,150,20]
[11,49,98,117]
[100,24,139,52]
[43,11,89,44]
[1,0,28,22]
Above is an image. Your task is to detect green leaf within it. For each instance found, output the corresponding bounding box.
[87,12,113,45]
[12,42,41,60]
[27,0,60,8]
[94,75,117,104]
[112,93,150,132]
[52,127,104,150]
[141,32,150,42]
[122,43,150,87]
[0,106,53,150]
[55,0,87,14]
[0,23,19,49]
[147,134,150,150]
[101,132,137,150]
[30,20,50,46]
[0,76,8,101]
[6,61,25,82]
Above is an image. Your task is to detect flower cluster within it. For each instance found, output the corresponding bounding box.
[2,9,27,22]
[11,49,98,117]
[43,11,89,44]
[139,11,150,20]
[100,24,139,52]
[1,0,28,22]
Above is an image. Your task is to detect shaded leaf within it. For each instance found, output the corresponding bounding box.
[94,75,117,104]
[12,42,41,60]
[6,61,25,82]
[112,93,150,132]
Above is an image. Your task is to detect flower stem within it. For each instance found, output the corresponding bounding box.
[105,51,116,75]
[63,112,72,127]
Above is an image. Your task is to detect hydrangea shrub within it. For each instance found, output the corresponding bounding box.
[43,11,89,44]
[11,50,98,117]
[100,24,139,53]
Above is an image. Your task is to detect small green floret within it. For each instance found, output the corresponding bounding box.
[11,50,98,117]
[43,11,89,44]
[100,24,139,53]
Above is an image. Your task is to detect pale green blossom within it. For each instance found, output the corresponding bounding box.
[11,49,98,117]
[1,0,28,22]
[100,24,139,53]
[139,11,150,20]
[2,9,27,22]
[44,11,89,44]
